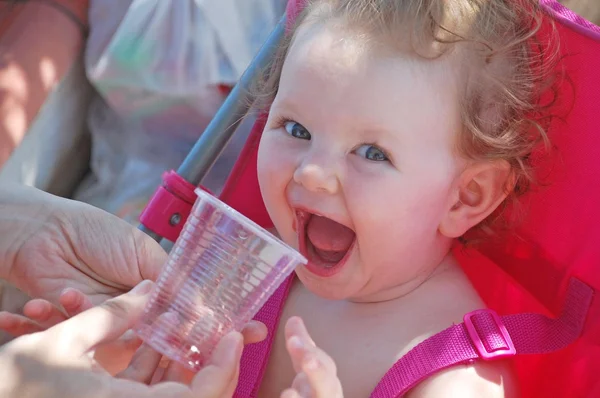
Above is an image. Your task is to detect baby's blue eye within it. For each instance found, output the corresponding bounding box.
[355,144,388,162]
[284,121,311,140]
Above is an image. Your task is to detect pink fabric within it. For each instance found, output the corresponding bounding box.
[460,4,600,396]
[234,277,294,397]
[370,278,593,397]
[219,115,274,230]
[541,0,600,39]
[233,274,592,397]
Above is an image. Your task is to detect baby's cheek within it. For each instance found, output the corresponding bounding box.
[258,134,285,174]
[258,140,298,189]
[257,137,295,236]
[257,138,277,185]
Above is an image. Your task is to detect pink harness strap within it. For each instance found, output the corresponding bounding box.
[233,276,592,397]
[370,278,594,397]
[235,276,295,397]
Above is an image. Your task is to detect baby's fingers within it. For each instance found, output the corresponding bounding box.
[285,317,334,373]
[282,372,312,398]
[299,353,343,398]
[285,317,342,398]
[286,339,342,398]
[281,387,303,398]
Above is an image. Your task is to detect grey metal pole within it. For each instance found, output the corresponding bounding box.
[138,225,163,242]
[178,14,286,185]
[139,14,287,243]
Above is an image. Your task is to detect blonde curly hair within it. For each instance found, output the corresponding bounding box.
[253,0,560,239]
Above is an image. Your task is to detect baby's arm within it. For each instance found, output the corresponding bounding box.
[407,360,518,398]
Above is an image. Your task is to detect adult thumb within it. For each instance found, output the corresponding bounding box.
[131,227,168,282]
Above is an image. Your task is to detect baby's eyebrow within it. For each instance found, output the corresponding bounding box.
[269,97,310,124]
[271,95,302,113]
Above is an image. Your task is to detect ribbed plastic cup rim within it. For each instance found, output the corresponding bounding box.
[194,188,307,266]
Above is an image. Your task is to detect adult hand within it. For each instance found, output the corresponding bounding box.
[0,281,245,398]
[1,183,167,305]
[0,286,267,376]
[0,185,268,374]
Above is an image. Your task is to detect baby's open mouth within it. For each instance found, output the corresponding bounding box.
[295,210,356,275]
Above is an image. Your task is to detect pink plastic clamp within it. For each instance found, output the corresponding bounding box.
[139,170,205,242]
[463,309,516,360]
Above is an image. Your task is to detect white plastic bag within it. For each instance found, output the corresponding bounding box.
[74,0,285,224]
[88,0,282,93]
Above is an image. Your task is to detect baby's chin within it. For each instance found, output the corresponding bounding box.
[293,265,371,301]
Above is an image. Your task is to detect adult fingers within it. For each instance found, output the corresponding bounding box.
[0,312,44,336]
[116,343,163,384]
[190,332,243,397]
[240,320,268,345]
[59,287,94,317]
[46,280,154,354]
[23,299,68,328]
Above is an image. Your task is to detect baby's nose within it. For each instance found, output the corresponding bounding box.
[293,160,339,194]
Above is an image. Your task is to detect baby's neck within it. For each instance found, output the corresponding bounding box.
[351,253,459,304]
[297,253,461,305]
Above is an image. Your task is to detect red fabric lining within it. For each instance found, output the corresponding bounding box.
[460,12,600,396]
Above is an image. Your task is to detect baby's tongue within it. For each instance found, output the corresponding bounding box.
[306,215,355,263]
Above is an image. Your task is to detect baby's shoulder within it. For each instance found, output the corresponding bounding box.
[406,359,518,398]
[403,262,517,397]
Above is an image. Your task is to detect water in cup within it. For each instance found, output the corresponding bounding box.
[135,188,307,371]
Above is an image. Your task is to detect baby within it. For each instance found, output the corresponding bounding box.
[1,0,557,397]
[251,0,553,396]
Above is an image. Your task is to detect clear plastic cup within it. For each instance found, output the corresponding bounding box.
[134,188,307,371]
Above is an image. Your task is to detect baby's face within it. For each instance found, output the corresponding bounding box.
[258,22,466,302]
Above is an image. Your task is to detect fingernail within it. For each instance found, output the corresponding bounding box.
[60,288,81,305]
[226,332,243,359]
[131,280,154,295]
[289,335,304,350]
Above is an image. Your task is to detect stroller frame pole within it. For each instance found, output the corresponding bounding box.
[177,15,286,186]
[138,15,287,243]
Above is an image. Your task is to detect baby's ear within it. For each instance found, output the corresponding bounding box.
[439,160,512,238]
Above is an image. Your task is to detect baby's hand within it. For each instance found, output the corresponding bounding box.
[281,316,344,398]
